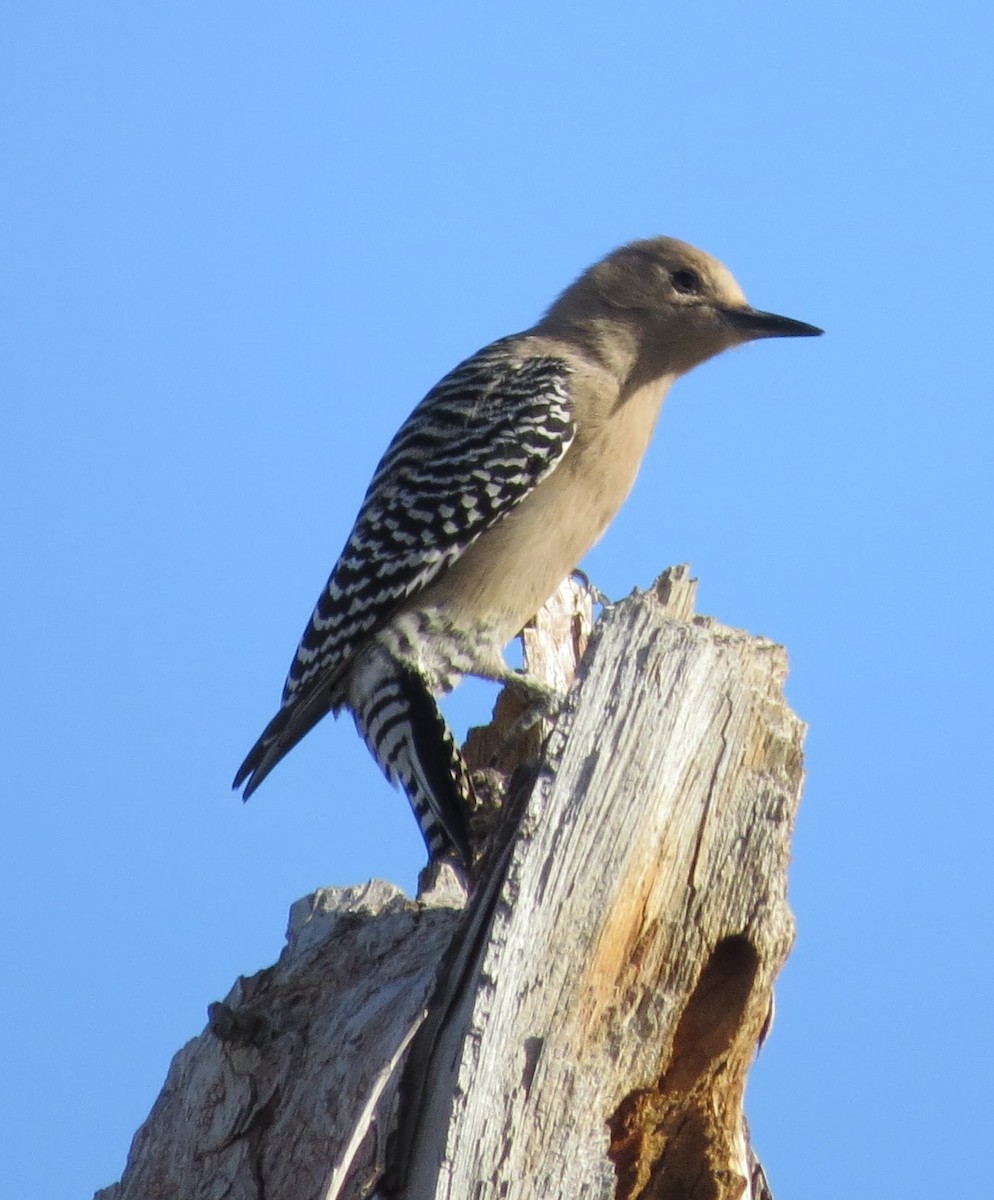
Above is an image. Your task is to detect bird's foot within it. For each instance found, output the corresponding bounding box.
[570,567,612,609]
[504,675,566,744]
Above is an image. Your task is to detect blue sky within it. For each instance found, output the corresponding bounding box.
[3,4,992,1197]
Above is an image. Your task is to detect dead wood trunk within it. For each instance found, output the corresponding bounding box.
[96,567,804,1200]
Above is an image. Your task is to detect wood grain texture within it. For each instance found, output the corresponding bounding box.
[397,568,804,1199]
[96,569,805,1200]
[95,879,466,1200]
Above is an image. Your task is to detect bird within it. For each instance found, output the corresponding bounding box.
[233,236,821,865]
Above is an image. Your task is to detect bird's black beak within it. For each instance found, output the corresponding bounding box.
[722,306,823,339]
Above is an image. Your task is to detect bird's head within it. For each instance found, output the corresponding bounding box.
[541,236,822,379]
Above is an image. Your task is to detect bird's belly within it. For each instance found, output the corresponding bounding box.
[415,448,635,644]
[408,376,669,653]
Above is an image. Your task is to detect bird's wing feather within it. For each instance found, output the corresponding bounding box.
[233,337,574,797]
[282,336,575,705]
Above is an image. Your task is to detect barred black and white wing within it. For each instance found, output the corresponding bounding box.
[233,336,574,804]
[284,338,574,705]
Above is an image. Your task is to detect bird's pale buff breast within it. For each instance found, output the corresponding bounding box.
[412,368,675,647]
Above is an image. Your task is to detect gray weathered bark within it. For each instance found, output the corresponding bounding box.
[96,567,804,1200]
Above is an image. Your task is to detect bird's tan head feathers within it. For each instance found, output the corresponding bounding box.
[540,236,821,377]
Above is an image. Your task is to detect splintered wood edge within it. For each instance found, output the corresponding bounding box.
[406,574,804,1199]
[521,574,595,694]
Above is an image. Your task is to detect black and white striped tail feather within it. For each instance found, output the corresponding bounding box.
[233,683,338,800]
[351,657,473,864]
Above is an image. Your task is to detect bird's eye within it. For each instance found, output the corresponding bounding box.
[671,268,702,295]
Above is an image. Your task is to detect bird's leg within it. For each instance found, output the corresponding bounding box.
[518,670,565,711]
[506,671,567,735]
[462,659,566,765]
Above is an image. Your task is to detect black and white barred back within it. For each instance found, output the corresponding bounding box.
[234,335,575,861]
[284,337,574,703]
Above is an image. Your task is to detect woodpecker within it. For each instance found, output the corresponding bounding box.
[233,237,821,863]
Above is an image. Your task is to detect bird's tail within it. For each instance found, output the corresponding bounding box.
[233,686,336,801]
[350,651,474,865]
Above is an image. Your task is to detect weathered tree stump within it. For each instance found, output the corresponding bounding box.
[96,567,804,1200]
